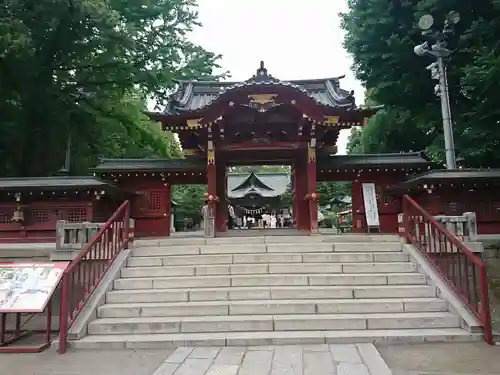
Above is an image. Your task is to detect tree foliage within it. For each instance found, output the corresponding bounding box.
[341,0,500,167]
[172,184,206,221]
[317,182,352,207]
[0,0,223,176]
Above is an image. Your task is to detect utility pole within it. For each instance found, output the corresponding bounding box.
[414,11,460,169]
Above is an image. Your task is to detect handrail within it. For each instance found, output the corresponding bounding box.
[58,200,131,353]
[402,195,492,344]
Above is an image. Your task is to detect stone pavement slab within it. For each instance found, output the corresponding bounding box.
[152,344,391,375]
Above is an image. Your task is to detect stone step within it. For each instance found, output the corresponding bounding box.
[132,234,401,248]
[126,252,410,267]
[131,242,402,257]
[87,312,460,335]
[97,298,448,318]
[106,285,437,303]
[332,242,402,252]
[120,262,417,278]
[68,328,480,349]
[113,272,427,290]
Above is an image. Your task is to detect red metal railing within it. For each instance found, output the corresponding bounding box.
[58,200,131,353]
[402,195,492,344]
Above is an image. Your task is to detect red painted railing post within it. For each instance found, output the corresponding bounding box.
[402,195,493,345]
[57,200,132,353]
[403,198,410,244]
[479,266,493,344]
[124,202,130,247]
[58,274,70,354]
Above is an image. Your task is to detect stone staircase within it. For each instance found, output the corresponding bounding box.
[70,234,480,349]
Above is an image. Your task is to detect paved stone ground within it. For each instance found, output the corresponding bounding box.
[3,342,500,375]
[150,344,390,375]
[377,342,500,375]
[0,344,391,375]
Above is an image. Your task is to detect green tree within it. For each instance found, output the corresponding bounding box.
[0,0,223,176]
[341,0,500,167]
[172,184,206,222]
[316,182,351,207]
[346,127,363,154]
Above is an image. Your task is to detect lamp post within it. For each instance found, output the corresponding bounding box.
[414,11,460,169]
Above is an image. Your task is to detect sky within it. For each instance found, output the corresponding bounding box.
[187,0,365,154]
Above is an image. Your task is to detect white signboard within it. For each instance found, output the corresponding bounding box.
[362,183,380,227]
[0,262,68,313]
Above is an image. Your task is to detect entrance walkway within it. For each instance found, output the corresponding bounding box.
[2,342,500,375]
[150,344,391,375]
[0,344,392,375]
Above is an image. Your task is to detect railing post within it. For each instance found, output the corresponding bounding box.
[58,274,70,354]
[479,266,493,345]
[402,197,410,244]
[464,212,478,241]
[123,202,130,246]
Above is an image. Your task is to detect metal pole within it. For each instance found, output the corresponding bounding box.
[436,50,457,169]
[64,132,72,171]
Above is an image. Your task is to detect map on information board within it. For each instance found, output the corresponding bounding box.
[0,262,68,313]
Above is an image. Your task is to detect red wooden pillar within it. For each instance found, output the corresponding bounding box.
[292,167,298,227]
[352,180,365,233]
[206,139,217,236]
[216,164,227,232]
[306,141,318,234]
[165,183,172,236]
[294,159,309,230]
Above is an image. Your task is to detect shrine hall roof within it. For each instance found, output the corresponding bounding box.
[317,152,431,170]
[164,61,357,115]
[0,176,129,196]
[388,169,500,191]
[92,158,205,172]
[228,172,290,199]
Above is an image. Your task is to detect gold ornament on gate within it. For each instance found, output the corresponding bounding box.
[207,150,215,165]
[308,144,316,162]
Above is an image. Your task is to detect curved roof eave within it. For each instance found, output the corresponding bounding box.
[161,62,360,118]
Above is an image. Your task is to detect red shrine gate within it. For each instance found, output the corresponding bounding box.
[148,62,374,235]
[92,63,432,238]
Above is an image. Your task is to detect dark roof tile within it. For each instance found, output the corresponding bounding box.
[165,62,356,114]
[93,158,205,172]
[317,152,431,169]
[227,172,289,198]
[388,168,500,192]
[0,176,129,196]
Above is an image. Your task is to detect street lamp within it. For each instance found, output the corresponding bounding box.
[414,11,460,170]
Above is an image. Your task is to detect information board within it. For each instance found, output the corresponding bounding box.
[362,183,380,228]
[0,262,68,313]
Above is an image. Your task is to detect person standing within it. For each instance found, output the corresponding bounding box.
[228,204,236,229]
[201,200,208,229]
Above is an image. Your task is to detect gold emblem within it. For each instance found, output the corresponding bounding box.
[308,144,316,163]
[324,116,340,126]
[207,150,215,165]
[186,118,203,128]
[248,94,277,105]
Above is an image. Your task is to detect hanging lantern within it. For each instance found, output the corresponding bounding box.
[11,193,24,224]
